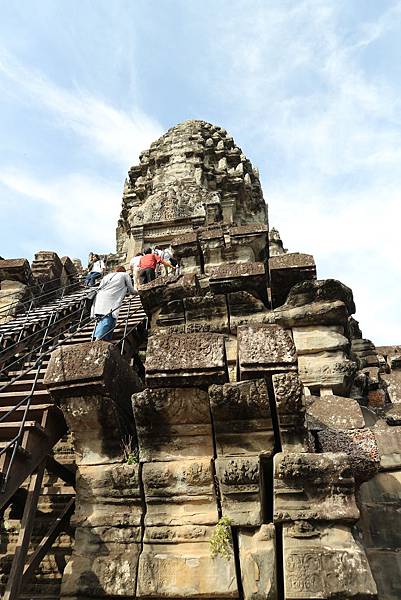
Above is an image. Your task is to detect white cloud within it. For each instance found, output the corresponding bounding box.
[0,47,163,167]
[0,167,121,260]
[203,0,401,343]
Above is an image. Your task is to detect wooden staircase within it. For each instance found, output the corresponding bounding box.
[0,286,146,599]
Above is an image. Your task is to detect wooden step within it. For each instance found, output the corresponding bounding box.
[6,368,47,378]
[0,404,57,422]
[0,421,47,442]
[0,390,50,408]
[0,378,47,393]
[0,442,30,459]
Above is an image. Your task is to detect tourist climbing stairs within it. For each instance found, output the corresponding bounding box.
[0,281,146,599]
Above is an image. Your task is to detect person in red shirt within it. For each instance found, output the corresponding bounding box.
[139,248,176,283]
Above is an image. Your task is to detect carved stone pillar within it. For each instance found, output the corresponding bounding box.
[44,341,143,599]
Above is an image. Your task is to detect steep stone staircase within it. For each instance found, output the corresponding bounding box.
[0,282,146,599]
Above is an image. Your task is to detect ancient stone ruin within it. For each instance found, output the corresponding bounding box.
[1,119,401,599]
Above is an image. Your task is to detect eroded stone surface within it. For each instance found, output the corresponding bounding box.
[145,333,228,387]
[209,379,274,456]
[306,394,365,430]
[272,372,306,451]
[142,459,218,526]
[238,524,277,600]
[238,324,297,380]
[298,352,356,394]
[73,463,142,528]
[283,521,377,599]
[216,456,262,526]
[292,325,348,355]
[61,527,141,598]
[274,452,359,523]
[132,387,213,461]
[373,420,401,469]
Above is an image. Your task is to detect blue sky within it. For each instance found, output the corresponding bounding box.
[1,0,401,344]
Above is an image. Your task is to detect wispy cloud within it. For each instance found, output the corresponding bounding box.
[0,47,163,167]
[0,167,120,258]
[204,0,401,342]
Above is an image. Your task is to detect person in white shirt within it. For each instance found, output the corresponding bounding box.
[91,265,137,341]
[85,254,105,287]
[129,252,143,290]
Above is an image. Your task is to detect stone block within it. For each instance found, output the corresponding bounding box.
[184,293,229,334]
[292,325,348,355]
[264,300,349,328]
[31,250,63,287]
[297,352,356,394]
[142,459,218,526]
[73,463,142,528]
[373,420,401,469]
[227,291,268,334]
[228,223,268,265]
[283,279,356,315]
[216,456,262,526]
[45,341,140,465]
[306,394,365,430]
[145,333,228,388]
[209,379,274,456]
[367,388,386,408]
[153,299,186,334]
[382,370,401,404]
[208,262,268,304]
[365,549,401,600]
[0,258,33,284]
[139,273,199,314]
[238,324,297,380]
[269,252,316,308]
[171,232,202,275]
[238,524,276,600]
[316,428,379,482]
[282,521,377,599]
[272,372,306,451]
[61,526,141,598]
[274,452,359,523]
[199,228,225,269]
[358,471,401,549]
[132,387,213,461]
[44,340,141,397]
[137,526,238,598]
[385,404,401,425]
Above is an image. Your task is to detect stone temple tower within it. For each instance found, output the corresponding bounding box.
[44,120,401,600]
[116,120,267,258]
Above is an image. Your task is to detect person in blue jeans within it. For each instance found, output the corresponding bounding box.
[91,265,137,341]
[85,254,105,287]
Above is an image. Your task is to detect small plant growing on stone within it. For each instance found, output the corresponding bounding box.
[210,516,233,560]
[121,435,139,465]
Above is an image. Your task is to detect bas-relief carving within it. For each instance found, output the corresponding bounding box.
[209,379,275,456]
[132,387,213,461]
[283,522,377,599]
[274,452,360,523]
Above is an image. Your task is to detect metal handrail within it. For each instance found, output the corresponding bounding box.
[0,276,84,318]
[0,363,43,492]
[0,300,89,367]
[0,311,93,395]
[0,292,146,495]
[0,273,84,303]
